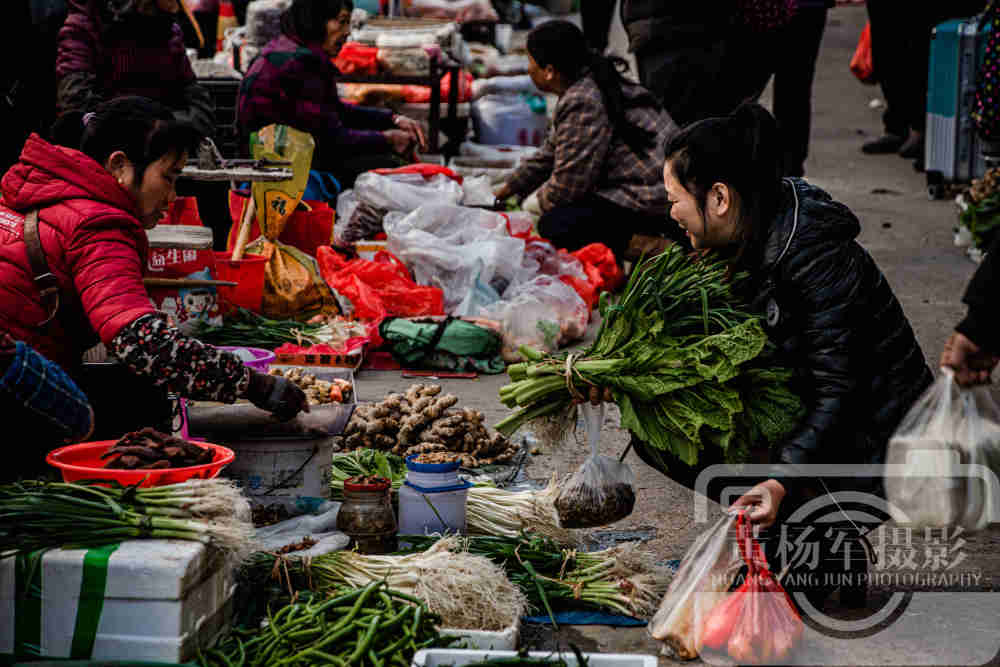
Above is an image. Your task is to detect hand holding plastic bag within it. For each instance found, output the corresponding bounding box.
[649,512,741,660]
[553,403,636,528]
[699,512,803,664]
[885,368,1000,532]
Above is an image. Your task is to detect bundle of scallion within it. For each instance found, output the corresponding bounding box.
[0,479,253,556]
[401,534,672,625]
[238,537,526,632]
[467,475,573,545]
[496,246,805,469]
[192,308,332,348]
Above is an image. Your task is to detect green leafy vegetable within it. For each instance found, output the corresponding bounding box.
[495,246,805,468]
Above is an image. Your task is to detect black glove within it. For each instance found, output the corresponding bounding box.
[246,370,310,422]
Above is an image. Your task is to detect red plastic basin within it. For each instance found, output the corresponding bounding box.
[47,440,235,488]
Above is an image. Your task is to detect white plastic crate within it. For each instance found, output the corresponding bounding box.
[412,649,658,667]
[0,540,233,662]
[442,619,519,651]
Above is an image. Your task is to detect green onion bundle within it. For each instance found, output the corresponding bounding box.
[0,479,253,556]
[401,534,672,626]
[496,246,805,469]
[237,537,526,632]
[192,308,331,348]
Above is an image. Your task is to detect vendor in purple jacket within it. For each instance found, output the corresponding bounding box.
[237,0,427,188]
[56,0,214,138]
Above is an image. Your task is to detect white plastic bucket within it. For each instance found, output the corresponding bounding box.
[398,484,470,535]
[223,437,334,514]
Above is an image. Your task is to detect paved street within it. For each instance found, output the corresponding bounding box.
[358,6,1000,664]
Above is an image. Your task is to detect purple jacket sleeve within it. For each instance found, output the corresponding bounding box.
[56,0,99,80]
[240,48,392,153]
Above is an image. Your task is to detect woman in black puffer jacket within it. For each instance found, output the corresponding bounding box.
[635,103,933,612]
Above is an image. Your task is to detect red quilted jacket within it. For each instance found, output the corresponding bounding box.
[0,134,155,369]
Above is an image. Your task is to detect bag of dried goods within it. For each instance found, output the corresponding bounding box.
[553,403,636,528]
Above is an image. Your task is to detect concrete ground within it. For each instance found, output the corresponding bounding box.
[357,6,1000,665]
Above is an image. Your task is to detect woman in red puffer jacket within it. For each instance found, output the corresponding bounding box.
[0,96,307,441]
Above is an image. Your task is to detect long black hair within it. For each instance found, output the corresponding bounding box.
[281,0,354,43]
[526,20,658,154]
[50,96,201,184]
[664,103,783,266]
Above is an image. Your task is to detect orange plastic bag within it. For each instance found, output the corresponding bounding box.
[699,512,804,664]
[850,22,875,84]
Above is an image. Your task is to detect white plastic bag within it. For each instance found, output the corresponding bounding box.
[472,94,548,146]
[649,513,741,660]
[481,275,588,361]
[471,75,539,99]
[461,175,497,206]
[384,204,526,315]
[245,0,292,46]
[553,404,636,528]
[355,171,464,214]
[885,369,1000,532]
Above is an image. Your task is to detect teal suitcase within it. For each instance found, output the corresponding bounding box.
[925,16,993,199]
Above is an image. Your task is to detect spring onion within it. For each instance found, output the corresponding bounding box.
[0,479,253,555]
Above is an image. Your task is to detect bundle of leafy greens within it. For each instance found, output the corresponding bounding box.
[329,449,406,500]
[495,246,805,469]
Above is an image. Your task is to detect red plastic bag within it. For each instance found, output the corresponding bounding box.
[372,163,463,184]
[316,246,445,321]
[406,70,475,103]
[160,196,203,226]
[572,243,625,292]
[850,22,875,84]
[227,191,336,258]
[334,42,379,75]
[699,512,804,664]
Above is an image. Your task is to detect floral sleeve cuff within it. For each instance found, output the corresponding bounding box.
[109,314,251,403]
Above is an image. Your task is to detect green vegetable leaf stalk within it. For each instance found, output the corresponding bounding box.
[495,246,805,468]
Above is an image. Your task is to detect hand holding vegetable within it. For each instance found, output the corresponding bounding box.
[729,479,786,528]
[246,370,310,421]
[940,331,998,387]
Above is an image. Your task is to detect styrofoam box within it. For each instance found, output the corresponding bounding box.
[413,649,657,667]
[0,540,233,662]
[441,619,519,651]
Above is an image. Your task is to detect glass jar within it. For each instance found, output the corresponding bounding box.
[336,476,398,554]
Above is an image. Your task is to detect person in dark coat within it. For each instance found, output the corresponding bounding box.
[56,0,214,138]
[619,0,739,127]
[727,0,834,176]
[941,233,1000,385]
[635,103,933,610]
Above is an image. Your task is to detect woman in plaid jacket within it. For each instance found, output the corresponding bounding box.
[495,21,684,261]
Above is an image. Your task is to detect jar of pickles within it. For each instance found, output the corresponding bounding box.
[336,475,397,554]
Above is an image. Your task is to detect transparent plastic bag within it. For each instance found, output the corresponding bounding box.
[885,369,1000,532]
[355,171,463,214]
[699,512,803,665]
[649,512,741,660]
[481,275,589,361]
[384,204,526,315]
[553,404,636,529]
